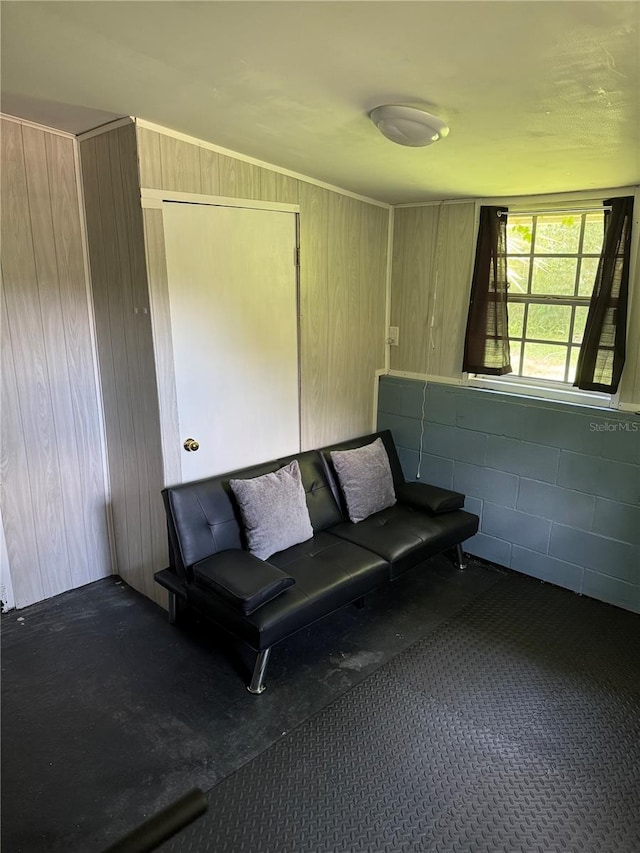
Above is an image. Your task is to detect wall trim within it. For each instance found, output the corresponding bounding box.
[372,369,386,431]
[141,188,300,213]
[0,112,77,139]
[76,116,134,142]
[394,186,640,210]
[387,370,466,385]
[135,117,391,209]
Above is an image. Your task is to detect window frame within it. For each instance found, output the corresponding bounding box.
[467,198,620,409]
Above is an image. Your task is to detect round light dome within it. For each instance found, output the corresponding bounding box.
[369,105,449,147]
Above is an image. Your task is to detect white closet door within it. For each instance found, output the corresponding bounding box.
[162,203,300,481]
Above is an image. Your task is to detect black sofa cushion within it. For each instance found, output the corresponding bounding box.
[187,532,389,650]
[329,506,479,578]
[193,551,295,615]
[395,481,465,514]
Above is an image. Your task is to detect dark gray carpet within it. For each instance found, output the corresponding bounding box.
[162,577,640,853]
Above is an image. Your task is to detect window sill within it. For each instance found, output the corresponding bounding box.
[467,374,617,410]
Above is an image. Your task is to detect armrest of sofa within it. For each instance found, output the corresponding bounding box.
[192,550,295,615]
[396,481,465,515]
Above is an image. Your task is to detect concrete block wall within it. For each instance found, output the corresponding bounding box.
[378,376,640,614]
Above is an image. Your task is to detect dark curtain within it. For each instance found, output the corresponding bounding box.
[574,196,634,393]
[462,206,511,375]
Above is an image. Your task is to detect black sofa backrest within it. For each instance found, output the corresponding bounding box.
[319,429,406,512]
[163,449,343,579]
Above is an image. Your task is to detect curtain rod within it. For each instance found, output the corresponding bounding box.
[498,206,612,217]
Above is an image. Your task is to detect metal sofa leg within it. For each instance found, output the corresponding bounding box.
[247,648,271,695]
[168,591,178,625]
[455,543,468,571]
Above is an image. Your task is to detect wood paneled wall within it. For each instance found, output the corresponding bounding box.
[1,118,111,608]
[390,202,476,379]
[136,125,389,457]
[80,123,167,605]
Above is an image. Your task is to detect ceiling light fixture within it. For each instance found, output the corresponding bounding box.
[369,105,449,147]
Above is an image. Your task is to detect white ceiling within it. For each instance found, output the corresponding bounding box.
[2,1,639,203]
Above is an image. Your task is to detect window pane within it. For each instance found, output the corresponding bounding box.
[530,256,578,295]
[507,257,530,294]
[507,302,525,338]
[535,215,581,254]
[572,306,588,344]
[582,213,604,254]
[568,347,581,384]
[522,343,568,381]
[578,257,599,296]
[526,304,572,343]
[508,338,522,374]
[506,217,533,254]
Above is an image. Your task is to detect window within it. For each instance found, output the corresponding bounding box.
[505,209,604,385]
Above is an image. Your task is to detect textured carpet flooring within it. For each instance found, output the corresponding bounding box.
[163,576,640,853]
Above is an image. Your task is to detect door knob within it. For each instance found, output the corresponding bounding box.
[183,438,200,452]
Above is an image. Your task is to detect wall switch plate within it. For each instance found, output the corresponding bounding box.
[388,326,399,346]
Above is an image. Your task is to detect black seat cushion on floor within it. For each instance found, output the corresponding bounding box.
[329,507,479,578]
[187,532,388,650]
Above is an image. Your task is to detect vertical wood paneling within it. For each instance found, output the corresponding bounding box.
[159,134,202,194]
[390,206,438,374]
[143,208,181,487]
[430,203,476,378]
[1,280,44,606]
[390,204,476,379]
[136,126,162,189]
[46,133,111,578]
[81,124,166,605]
[299,183,330,449]
[200,147,220,195]
[218,153,262,198]
[0,118,111,608]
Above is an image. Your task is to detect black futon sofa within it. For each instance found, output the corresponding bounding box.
[155,430,479,693]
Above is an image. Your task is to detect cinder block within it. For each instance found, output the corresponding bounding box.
[482,503,551,553]
[511,546,584,594]
[592,498,640,546]
[549,524,639,582]
[456,394,524,438]
[422,384,459,425]
[517,479,595,530]
[486,436,559,483]
[414,453,454,489]
[400,381,429,419]
[464,495,483,521]
[377,412,422,451]
[377,378,403,415]
[582,571,640,614]
[453,461,518,507]
[421,421,455,459]
[397,447,419,482]
[558,452,639,505]
[595,417,640,465]
[453,428,488,466]
[522,406,603,455]
[464,532,511,566]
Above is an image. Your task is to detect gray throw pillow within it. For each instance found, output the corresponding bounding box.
[229,460,314,560]
[330,437,396,524]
